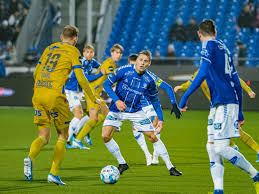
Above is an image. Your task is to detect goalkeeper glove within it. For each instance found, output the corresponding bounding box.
[171,103,182,119]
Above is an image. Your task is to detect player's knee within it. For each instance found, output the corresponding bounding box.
[102,134,111,143]
[146,133,157,143]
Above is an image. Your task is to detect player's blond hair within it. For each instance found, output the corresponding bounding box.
[138,50,152,62]
[83,44,95,52]
[62,25,79,39]
[110,44,124,53]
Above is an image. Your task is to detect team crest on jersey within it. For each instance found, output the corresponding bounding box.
[125,71,134,76]
[142,83,147,89]
[139,118,151,125]
[214,123,222,130]
[201,48,209,57]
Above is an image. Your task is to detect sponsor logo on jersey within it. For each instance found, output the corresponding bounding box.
[107,115,117,121]
[122,83,143,95]
[214,123,222,130]
[139,118,151,125]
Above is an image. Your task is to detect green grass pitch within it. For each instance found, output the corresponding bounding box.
[0,108,258,193]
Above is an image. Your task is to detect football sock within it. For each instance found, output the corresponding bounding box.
[75,115,89,134]
[214,139,258,178]
[133,130,151,157]
[67,117,80,141]
[50,138,66,176]
[206,143,224,190]
[95,113,106,127]
[240,129,259,152]
[28,136,47,162]
[152,132,160,158]
[105,138,126,164]
[229,139,235,147]
[153,139,173,170]
[76,120,96,141]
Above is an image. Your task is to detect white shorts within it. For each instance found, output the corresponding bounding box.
[208,104,240,140]
[65,89,83,112]
[103,111,155,132]
[142,105,157,118]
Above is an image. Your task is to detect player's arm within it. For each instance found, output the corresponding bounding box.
[239,78,255,98]
[174,70,198,92]
[157,80,181,119]
[232,67,244,123]
[74,68,98,103]
[85,71,104,82]
[103,68,126,111]
[179,60,210,110]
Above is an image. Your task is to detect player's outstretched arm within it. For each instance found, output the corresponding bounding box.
[74,68,99,104]
[239,78,256,98]
[85,68,105,82]
[179,61,209,109]
[158,81,181,119]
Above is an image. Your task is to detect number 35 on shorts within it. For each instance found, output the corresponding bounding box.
[34,110,42,116]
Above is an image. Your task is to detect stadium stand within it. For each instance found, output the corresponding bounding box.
[104,0,259,67]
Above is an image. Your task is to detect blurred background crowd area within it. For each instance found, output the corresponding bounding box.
[0,0,259,78]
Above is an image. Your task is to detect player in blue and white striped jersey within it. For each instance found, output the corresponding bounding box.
[128,54,181,165]
[179,19,259,194]
[102,50,182,176]
[65,45,105,148]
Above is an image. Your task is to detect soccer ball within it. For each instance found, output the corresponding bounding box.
[100,165,120,184]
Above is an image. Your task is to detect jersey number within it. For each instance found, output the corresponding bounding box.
[224,53,232,77]
[42,53,61,72]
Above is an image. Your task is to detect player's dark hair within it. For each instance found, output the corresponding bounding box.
[62,25,79,39]
[128,54,138,63]
[199,19,216,36]
[138,50,152,62]
[83,44,94,52]
[111,44,124,53]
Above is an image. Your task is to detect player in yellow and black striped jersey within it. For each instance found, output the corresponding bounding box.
[74,44,124,146]
[174,69,259,162]
[24,25,101,185]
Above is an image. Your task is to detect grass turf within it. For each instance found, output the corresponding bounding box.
[0,108,258,193]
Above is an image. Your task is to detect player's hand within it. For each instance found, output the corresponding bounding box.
[171,103,182,119]
[101,68,106,75]
[155,121,163,134]
[115,100,127,111]
[238,120,245,126]
[174,86,182,93]
[95,98,102,105]
[179,106,187,112]
[248,91,256,98]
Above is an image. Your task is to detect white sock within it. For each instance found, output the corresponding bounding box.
[152,133,160,158]
[153,139,173,170]
[105,138,126,164]
[67,117,80,141]
[133,130,151,157]
[215,139,258,178]
[207,143,224,190]
[75,115,89,135]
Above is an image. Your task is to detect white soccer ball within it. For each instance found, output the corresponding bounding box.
[100,165,120,184]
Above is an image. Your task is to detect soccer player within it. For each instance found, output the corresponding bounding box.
[65,44,105,148]
[24,25,101,185]
[102,50,182,176]
[178,19,259,194]
[174,69,259,162]
[72,44,123,148]
[128,54,181,165]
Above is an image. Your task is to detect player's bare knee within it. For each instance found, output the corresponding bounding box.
[102,134,111,143]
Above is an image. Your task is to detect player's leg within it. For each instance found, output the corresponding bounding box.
[102,112,128,174]
[206,107,224,193]
[67,105,83,144]
[143,131,182,176]
[229,139,239,151]
[25,126,50,181]
[24,103,50,181]
[151,116,159,164]
[239,127,259,162]
[48,126,68,185]
[213,104,258,187]
[132,128,152,165]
